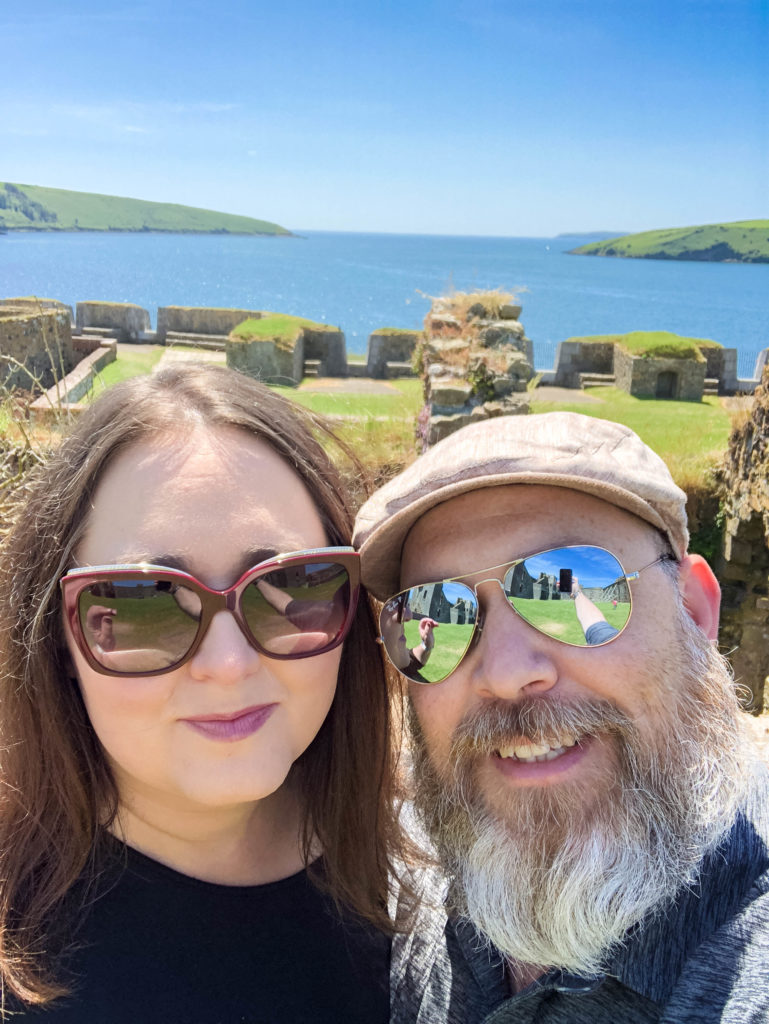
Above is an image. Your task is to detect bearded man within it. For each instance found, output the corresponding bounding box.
[353,412,769,1024]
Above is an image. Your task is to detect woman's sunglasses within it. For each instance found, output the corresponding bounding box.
[378,545,674,685]
[61,547,360,677]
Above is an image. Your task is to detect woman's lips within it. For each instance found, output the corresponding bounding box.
[182,704,277,742]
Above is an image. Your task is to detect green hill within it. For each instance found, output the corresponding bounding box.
[0,182,292,235]
[571,220,769,263]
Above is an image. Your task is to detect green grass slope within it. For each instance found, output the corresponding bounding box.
[571,220,769,263]
[230,314,336,342]
[0,182,291,235]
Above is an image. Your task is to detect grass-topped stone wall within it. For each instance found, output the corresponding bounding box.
[552,331,728,399]
[227,314,345,384]
[0,296,74,322]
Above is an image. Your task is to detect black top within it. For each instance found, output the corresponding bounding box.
[11,839,390,1023]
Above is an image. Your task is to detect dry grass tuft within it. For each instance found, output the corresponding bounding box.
[430,288,519,324]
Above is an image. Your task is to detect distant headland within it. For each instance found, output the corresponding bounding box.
[0,182,292,236]
[571,220,769,263]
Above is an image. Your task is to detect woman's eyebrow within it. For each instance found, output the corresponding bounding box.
[85,547,288,580]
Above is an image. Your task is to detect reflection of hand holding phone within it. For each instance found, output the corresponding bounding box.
[559,568,573,594]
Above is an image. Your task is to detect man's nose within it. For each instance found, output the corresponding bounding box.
[188,610,262,683]
[468,581,559,700]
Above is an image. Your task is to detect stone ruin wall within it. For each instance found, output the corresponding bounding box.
[76,301,150,342]
[226,332,304,384]
[716,365,769,710]
[301,327,347,377]
[366,330,421,378]
[0,305,75,389]
[417,297,533,450]
[552,341,615,388]
[156,306,264,342]
[226,325,347,384]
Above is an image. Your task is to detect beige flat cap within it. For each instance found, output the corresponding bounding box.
[353,411,688,600]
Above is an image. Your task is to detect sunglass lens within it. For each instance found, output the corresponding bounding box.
[77,580,202,672]
[380,582,478,684]
[242,561,351,657]
[504,546,631,646]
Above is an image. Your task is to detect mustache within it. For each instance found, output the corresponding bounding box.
[449,697,635,760]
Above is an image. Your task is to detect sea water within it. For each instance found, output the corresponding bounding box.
[0,230,766,376]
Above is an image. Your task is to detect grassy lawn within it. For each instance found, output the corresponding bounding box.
[530,386,731,488]
[15,342,732,500]
[90,348,166,391]
[286,379,421,418]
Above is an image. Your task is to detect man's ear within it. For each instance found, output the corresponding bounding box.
[678,553,720,641]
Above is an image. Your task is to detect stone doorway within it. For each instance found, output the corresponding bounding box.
[655,370,678,399]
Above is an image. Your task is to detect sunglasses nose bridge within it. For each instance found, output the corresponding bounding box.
[192,587,240,647]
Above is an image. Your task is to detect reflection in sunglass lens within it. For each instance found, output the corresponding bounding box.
[78,580,201,673]
[503,547,630,647]
[380,581,478,685]
[380,546,634,685]
[243,562,350,657]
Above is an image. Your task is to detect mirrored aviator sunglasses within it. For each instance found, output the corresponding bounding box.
[378,545,674,685]
[60,547,360,677]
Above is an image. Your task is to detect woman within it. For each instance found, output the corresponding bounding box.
[0,364,401,1022]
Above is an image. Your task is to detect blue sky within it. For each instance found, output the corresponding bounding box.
[2,0,767,235]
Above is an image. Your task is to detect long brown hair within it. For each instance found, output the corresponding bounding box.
[0,364,401,1005]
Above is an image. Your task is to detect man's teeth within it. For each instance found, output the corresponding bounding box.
[496,734,578,762]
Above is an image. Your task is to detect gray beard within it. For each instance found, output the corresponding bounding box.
[409,608,751,978]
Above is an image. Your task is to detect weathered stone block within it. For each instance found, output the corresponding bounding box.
[478,322,525,348]
[425,338,470,361]
[553,341,615,389]
[493,378,517,397]
[366,329,419,378]
[424,313,462,337]
[501,350,532,378]
[429,381,473,407]
[724,533,754,565]
[498,304,522,320]
[303,327,347,376]
[226,336,303,385]
[428,412,475,445]
[614,347,705,401]
[76,301,150,342]
[754,349,769,380]
[466,302,488,319]
[0,307,75,389]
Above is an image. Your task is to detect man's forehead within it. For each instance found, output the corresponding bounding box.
[400,483,654,585]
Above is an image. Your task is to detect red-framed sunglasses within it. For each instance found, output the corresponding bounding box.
[60,547,360,678]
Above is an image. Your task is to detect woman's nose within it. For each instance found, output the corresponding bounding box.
[188,610,262,683]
